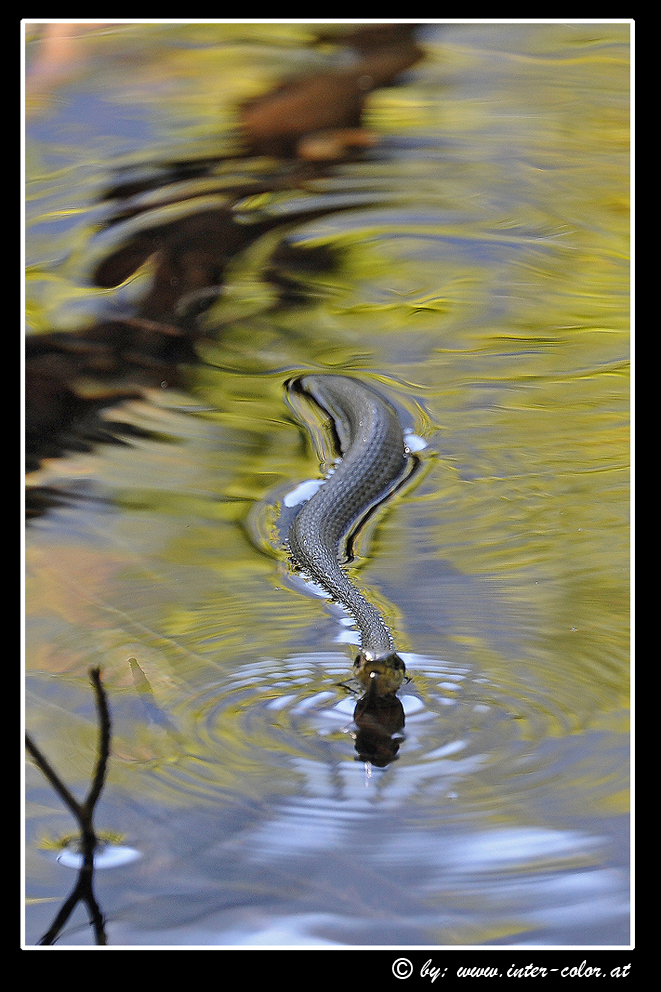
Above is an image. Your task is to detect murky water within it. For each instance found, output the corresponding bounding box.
[24,22,629,947]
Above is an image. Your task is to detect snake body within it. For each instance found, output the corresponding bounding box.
[287,374,409,695]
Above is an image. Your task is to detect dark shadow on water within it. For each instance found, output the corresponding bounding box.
[25,24,426,516]
[352,687,406,767]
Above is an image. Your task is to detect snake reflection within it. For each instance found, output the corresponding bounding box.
[287,374,413,698]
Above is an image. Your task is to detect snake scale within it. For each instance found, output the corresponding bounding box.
[287,374,411,695]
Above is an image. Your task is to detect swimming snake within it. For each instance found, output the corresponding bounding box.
[287,374,411,696]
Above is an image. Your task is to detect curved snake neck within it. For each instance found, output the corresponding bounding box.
[287,374,410,694]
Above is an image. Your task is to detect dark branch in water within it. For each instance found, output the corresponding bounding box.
[25,667,111,946]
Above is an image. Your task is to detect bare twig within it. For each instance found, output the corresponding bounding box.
[25,667,112,945]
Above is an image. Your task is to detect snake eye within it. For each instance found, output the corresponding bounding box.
[391,654,406,674]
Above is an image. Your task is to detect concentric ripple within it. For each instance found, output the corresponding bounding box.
[137,647,604,816]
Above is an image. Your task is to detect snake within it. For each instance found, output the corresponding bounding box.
[287,374,411,696]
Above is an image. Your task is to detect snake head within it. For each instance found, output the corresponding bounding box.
[354,651,406,696]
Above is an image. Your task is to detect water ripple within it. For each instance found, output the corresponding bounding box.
[136,647,609,820]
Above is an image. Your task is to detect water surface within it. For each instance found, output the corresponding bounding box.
[24,22,629,948]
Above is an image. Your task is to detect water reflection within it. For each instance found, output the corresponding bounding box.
[25,22,629,947]
[66,651,624,947]
[351,684,405,766]
[57,840,141,870]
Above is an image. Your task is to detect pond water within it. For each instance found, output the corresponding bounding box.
[24,22,630,948]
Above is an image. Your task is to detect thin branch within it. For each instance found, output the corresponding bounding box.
[83,667,111,814]
[24,734,83,819]
[26,667,112,946]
